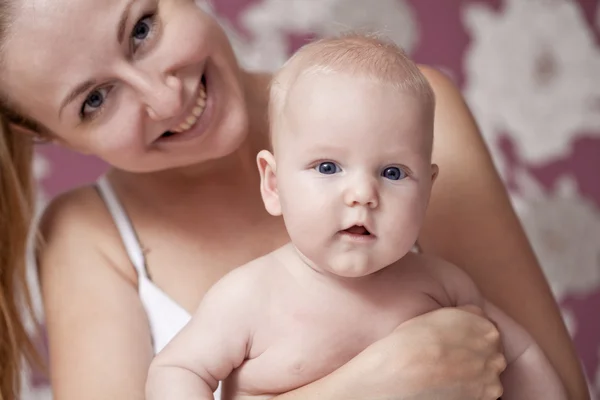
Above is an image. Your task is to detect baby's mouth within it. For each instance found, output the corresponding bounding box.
[342,225,371,236]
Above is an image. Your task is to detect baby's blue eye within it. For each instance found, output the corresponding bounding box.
[382,166,406,181]
[86,91,104,108]
[317,162,341,175]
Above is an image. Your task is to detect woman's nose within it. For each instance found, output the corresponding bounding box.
[139,74,184,121]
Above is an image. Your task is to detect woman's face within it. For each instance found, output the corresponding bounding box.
[1,0,249,172]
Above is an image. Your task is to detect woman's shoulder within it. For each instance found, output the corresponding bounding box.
[417,65,464,101]
[40,184,104,232]
[39,184,109,246]
[37,184,138,285]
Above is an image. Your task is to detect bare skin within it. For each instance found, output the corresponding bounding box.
[148,243,567,400]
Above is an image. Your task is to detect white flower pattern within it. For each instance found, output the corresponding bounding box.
[511,172,600,301]
[511,169,600,395]
[199,0,418,72]
[463,0,600,165]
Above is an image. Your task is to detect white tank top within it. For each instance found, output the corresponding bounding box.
[96,176,223,398]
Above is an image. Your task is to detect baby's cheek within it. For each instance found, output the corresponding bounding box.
[284,204,330,249]
[280,180,337,238]
[286,208,322,236]
[385,210,421,242]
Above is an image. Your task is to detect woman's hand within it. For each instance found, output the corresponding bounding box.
[274,305,505,400]
[367,305,506,400]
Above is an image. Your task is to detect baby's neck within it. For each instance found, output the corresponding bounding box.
[279,243,380,290]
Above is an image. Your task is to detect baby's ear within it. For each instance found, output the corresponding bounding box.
[431,164,439,183]
[257,150,282,216]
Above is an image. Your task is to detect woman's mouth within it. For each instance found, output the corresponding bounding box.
[160,75,207,138]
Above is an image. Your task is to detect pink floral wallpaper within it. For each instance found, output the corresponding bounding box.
[22,0,600,398]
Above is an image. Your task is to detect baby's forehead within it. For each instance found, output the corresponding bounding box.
[283,71,422,119]
[271,77,433,154]
[284,71,378,105]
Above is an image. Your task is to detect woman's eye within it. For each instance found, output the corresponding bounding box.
[131,15,155,49]
[316,162,341,175]
[80,87,109,119]
[382,166,406,181]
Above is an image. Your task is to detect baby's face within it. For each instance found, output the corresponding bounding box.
[273,73,436,277]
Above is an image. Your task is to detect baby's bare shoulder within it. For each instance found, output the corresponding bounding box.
[385,252,448,279]
[204,249,283,303]
[382,253,480,306]
[390,252,461,277]
[399,253,482,306]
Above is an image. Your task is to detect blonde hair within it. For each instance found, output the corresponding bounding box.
[0,115,38,400]
[0,3,42,395]
[269,32,435,131]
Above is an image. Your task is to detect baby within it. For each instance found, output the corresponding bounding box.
[146,34,566,400]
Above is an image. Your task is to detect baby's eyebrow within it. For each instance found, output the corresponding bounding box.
[304,142,345,154]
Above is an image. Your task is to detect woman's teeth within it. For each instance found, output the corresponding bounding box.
[171,83,207,133]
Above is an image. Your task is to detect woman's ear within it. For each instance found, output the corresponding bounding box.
[257,150,282,216]
[8,122,41,139]
[8,122,92,154]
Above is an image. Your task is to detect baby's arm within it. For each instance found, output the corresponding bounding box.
[424,256,568,399]
[482,301,568,399]
[146,268,258,400]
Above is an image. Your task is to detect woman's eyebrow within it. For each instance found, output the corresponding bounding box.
[58,0,137,119]
[117,0,137,44]
[59,79,96,119]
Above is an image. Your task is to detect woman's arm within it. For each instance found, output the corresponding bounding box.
[417,66,588,400]
[39,188,154,400]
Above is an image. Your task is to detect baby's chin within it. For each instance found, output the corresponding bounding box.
[322,255,388,279]
[327,268,381,279]
[324,248,418,278]
[294,246,406,279]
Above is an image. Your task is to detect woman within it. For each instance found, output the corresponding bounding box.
[0,0,587,398]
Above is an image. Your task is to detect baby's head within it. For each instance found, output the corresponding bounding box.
[258,33,438,278]
[268,33,435,150]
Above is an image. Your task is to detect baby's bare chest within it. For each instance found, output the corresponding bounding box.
[228,277,445,396]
